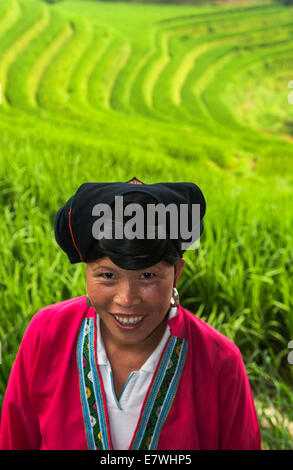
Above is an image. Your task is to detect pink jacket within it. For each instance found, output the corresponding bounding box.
[0,296,261,450]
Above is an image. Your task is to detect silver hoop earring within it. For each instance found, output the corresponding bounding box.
[170,287,179,307]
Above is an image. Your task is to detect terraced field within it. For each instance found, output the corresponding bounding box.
[0,0,293,449]
[0,0,293,172]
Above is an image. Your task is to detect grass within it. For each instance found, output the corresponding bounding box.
[0,0,292,449]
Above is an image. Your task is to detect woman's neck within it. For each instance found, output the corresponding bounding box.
[100,314,169,368]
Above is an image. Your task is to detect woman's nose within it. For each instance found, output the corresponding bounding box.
[113,281,141,307]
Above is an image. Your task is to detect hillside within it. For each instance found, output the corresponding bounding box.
[0,0,292,449]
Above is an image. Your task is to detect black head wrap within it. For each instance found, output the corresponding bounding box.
[54,177,206,269]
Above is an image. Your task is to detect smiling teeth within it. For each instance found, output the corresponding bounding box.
[114,315,144,325]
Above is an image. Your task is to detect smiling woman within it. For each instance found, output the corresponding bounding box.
[86,255,185,393]
[0,178,261,451]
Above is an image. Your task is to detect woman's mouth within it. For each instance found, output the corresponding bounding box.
[111,314,145,329]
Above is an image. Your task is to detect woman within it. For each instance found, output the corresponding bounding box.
[0,178,261,450]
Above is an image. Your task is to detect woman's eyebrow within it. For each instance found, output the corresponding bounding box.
[92,265,116,272]
[92,265,161,273]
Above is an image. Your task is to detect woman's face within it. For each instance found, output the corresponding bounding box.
[86,256,185,349]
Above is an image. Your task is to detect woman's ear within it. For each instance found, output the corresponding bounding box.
[174,258,186,287]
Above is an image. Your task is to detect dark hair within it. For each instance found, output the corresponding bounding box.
[84,191,182,269]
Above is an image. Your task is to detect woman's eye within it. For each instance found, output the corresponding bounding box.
[100,273,114,280]
[98,272,155,280]
[141,272,155,280]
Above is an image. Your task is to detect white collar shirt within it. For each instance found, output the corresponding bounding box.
[96,306,178,450]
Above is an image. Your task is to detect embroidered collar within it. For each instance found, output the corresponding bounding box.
[77,302,188,450]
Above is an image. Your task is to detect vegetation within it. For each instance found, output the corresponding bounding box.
[0,0,292,449]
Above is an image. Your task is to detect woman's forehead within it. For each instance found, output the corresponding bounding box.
[87,257,171,273]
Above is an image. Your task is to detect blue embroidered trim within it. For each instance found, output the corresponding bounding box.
[131,337,177,449]
[149,339,188,449]
[77,318,111,450]
[77,319,96,450]
[88,319,111,449]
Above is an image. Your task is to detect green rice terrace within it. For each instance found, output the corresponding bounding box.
[0,0,293,449]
